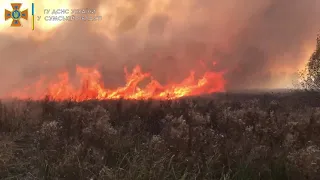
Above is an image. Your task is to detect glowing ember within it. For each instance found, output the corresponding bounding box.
[5,65,226,101]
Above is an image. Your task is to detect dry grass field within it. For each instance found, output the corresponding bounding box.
[0,91,320,179]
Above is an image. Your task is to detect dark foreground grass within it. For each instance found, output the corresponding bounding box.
[0,91,320,180]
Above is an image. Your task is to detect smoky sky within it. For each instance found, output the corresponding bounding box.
[0,0,319,95]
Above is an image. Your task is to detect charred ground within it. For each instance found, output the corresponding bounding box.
[0,91,320,179]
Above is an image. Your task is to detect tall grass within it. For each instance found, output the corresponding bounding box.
[0,92,319,179]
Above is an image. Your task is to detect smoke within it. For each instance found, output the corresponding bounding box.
[0,0,319,95]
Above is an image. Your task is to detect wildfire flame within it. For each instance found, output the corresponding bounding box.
[5,65,225,101]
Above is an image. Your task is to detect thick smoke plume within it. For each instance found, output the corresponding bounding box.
[0,0,319,96]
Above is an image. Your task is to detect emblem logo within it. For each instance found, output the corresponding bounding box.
[5,3,28,27]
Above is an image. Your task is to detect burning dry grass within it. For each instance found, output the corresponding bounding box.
[4,65,225,101]
[0,92,320,179]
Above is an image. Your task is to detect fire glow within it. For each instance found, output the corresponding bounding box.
[5,65,226,101]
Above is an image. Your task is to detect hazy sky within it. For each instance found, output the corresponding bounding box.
[0,0,319,95]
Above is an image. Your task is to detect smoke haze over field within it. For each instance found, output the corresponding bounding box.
[0,0,319,96]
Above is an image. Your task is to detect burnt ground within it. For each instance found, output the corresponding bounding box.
[0,90,320,179]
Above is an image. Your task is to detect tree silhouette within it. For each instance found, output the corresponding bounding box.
[299,34,320,90]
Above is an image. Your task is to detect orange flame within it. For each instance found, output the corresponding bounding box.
[5,65,226,101]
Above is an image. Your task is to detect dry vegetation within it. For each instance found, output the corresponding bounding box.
[0,92,320,180]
